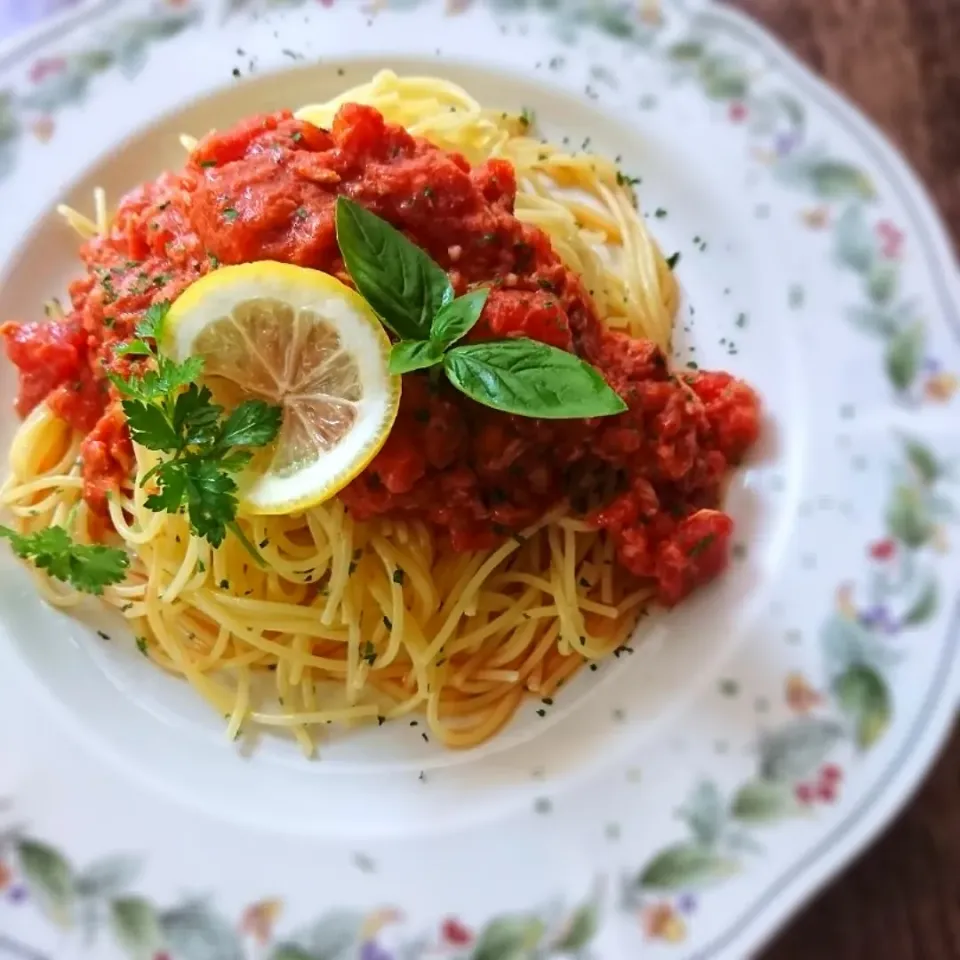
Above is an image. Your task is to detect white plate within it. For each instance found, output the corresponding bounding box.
[0,2,958,958]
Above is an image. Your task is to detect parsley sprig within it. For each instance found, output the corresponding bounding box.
[0,525,128,595]
[109,302,283,550]
[1,303,281,589]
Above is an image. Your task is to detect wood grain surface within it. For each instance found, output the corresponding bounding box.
[727,1,960,957]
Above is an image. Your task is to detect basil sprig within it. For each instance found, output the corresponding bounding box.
[334,197,626,419]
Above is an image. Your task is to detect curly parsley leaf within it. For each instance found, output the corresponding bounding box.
[111,301,169,362]
[109,358,195,404]
[0,525,128,595]
[173,383,223,447]
[124,399,181,452]
[217,399,284,450]
[154,355,205,399]
[113,339,153,358]
[217,450,255,474]
[182,457,240,547]
[144,461,189,515]
[136,301,171,341]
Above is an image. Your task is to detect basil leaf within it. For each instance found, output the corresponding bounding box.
[444,338,627,419]
[335,196,452,340]
[431,288,489,346]
[389,339,446,376]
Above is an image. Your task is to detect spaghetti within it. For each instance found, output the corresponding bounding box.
[0,73,759,753]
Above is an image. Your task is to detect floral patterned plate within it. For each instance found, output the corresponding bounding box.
[0,1,958,958]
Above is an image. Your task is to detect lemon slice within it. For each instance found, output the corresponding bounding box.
[164,261,400,514]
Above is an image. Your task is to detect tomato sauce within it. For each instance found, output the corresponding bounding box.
[2,105,760,604]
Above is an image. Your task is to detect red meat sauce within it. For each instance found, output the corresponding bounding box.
[2,104,760,605]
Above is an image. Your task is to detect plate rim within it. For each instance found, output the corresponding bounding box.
[683,3,960,955]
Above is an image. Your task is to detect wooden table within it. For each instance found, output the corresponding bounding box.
[730,2,960,956]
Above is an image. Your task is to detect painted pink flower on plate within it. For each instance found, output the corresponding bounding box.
[28,57,66,83]
[728,101,747,123]
[869,538,896,561]
[876,219,904,259]
[441,916,473,946]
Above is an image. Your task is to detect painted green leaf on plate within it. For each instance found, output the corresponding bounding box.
[904,439,941,485]
[886,483,934,547]
[676,781,726,847]
[697,56,747,100]
[142,9,200,40]
[704,72,747,100]
[758,718,844,783]
[774,91,806,130]
[884,322,924,391]
[809,161,876,200]
[902,579,938,627]
[18,70,90,113]
[833,664,892,749]
[731,780,801,824]
[846,306,898,339]
[637,843,738,891]
[269,947,314,960]
[0,91,18,143]
[274,910,365,960]
[110,897,163,960]
[592,7,635,39]
[833,204,875,273]
[552,901,599,951]
[74,855,140,899]
[17,838,75,925]
[471,915,545,960]
[820,614,875,679]
[75,48,115,72]
[667,40,704,61]
[159,900,244,960]
[866,261,898,305]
